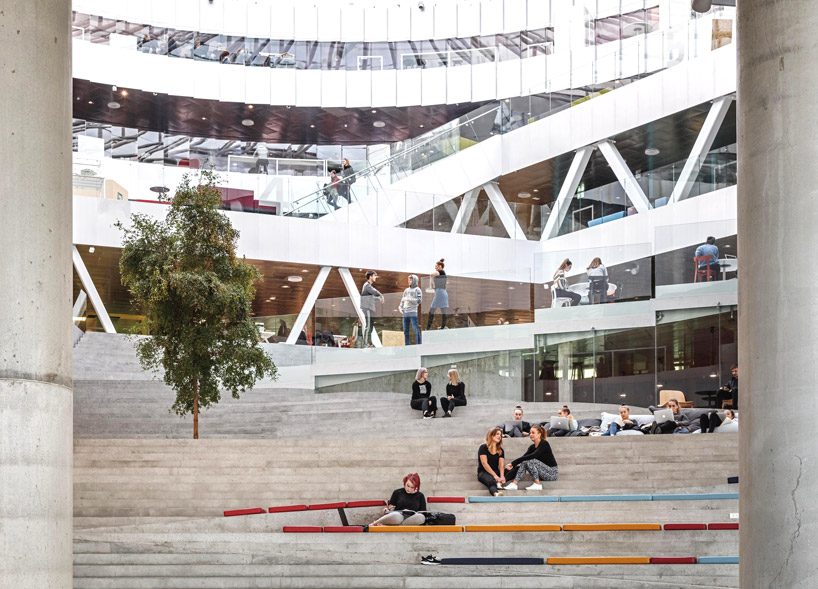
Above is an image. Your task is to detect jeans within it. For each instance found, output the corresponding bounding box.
[554,288,582,306]
[403,314,422,345]
[478,471,500,495]
[361,309,374,346]
[602,422,621,436]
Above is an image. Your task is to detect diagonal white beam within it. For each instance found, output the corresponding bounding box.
[450,188,479,234]
[337,267,382,348]
[484,182,528,240]
[670,95,734,203]
[541,146,594,241]
[286,266,332,345]
[73,290,88,324]
[72,246,116,334]
[596,140,652,214]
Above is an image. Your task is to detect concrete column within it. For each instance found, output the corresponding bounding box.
[0,2,73,588]
[738,2,818,586]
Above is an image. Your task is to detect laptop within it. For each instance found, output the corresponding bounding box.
[653,408,674,424]
[549,416,570,431]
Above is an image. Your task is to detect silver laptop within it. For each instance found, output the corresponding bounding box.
[549,416,570,431]
[653,408,674,424]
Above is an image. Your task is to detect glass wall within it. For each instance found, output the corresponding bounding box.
[531,305,738,407]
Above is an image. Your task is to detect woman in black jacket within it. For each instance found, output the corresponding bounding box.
[370,473,427,526]
[502,425,558,491]
[410,368,437,418]
[440,368,466,417]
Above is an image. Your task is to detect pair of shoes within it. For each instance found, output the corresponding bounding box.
[421,555,441,565]
[526,482,543,491]
[422,412,430,419]
[493,490,505,497]
[442,411,452,418]
[503,482,518,491]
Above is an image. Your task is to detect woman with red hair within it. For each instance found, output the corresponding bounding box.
[370,473,427,526]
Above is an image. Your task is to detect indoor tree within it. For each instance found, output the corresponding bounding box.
[117,172,277,438]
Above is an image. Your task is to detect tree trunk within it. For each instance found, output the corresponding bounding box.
[193,379,199,440]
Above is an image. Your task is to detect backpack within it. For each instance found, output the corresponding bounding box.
[423,512,456,526]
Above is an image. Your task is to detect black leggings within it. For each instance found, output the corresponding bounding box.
[440,397,466,414]
[410,397,437,415]
[426,308,448,329]
[478,471,499,495]
[554,288,581,306]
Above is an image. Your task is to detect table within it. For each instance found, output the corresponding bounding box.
[566,282,618,304]
[717,258,738,280]
[693,390,719,408]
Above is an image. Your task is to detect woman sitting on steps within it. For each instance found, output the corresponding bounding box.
[370,473,427,526]
[477,427,506,496]
[502,424,559,491]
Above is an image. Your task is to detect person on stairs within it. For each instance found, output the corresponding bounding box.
[502,425,559,491]
[440,368,466,417]
[370,473,427,526]
[602,405,639,436]
[477,427,506,496]
[410,367,437,418]
[500,406,531,437]
[641,398,692,434]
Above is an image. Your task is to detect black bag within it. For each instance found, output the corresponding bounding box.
[423,511,456,526]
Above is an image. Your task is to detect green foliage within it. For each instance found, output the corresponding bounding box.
[117,172,277,425]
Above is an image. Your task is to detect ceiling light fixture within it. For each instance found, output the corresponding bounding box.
[241,118,254,126]
[287,275,303,282]
[645,147,660,156]
[112,85,117,91]
[310,124,315,128]
[87,100,94,105]
[371,109,377,114]
[419,124,425,128]
[281,285,290,289]
[517,191,531,199]
[88,246,95,253]
[373,121,386,128]
[533,188,539,192]
[343,123,348,128]
[107,101,120,109]
[301,269,309,273]
[201,116,207,120]
[121,89,128,96]
[247,104,254,109]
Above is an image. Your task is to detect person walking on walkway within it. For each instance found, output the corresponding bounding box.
[400,274,423,345]
[426,259,449,329]
[359,271,384,347]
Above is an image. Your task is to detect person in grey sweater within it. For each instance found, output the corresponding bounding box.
[399,274,423,345]
[360,271,384,347]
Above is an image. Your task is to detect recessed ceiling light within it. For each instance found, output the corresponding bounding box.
[76,97,81,100]
[419,124,425,128]
[533,188,539,192]
[281,285,290,288]
[121,89,128,96]
[310,124,315,128]
[343,124,348,128]
[247,104,254,109]
[517,191,531,199]
[371,109,377,114]
[87,100,94,105]
[107,101,120,109]
[88,246,95,253]
[373,121,385,128]
[496,301,502,305]
[287,275,303,282]
[508,286,515,290]
[241,118,254,126]
[269,296,276,300]
[301,269,309,273]
[645,147,660,156]
[533,197,541,201]
[201,116,207,120]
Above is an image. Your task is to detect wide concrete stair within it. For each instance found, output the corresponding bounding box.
[74,434,739,588]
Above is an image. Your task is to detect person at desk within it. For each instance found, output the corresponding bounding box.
[254,143,269,175]
[552,259,581,307]
[587,257,609,304]
[694,236,720,278]
[717,365,739,409]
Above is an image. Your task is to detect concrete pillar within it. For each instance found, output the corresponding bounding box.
[738,2,818,586]
[0,2,73,587]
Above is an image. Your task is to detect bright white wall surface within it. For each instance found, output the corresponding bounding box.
[73,0,559,42]
[390,43,736,199]
[73,184,735,285]
[69,1,731,108]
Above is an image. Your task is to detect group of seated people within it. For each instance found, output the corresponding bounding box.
[601,402,737,436]
[410,367,467,418]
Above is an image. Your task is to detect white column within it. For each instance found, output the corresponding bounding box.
[669,95,733,203]
[739,1,818,586]
[451,188,479,234]
[596,140,652,214]
[73,246,116,334]
[541,146,594,240]
[286,266,331,345]
[337,267,382,347]
[483,182,528,240]
[0,1,73,587]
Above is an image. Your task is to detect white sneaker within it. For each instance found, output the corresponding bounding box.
[526,482,543,491]
[503,482,518,491]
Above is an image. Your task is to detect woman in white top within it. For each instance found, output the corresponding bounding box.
[587,257,609,304]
